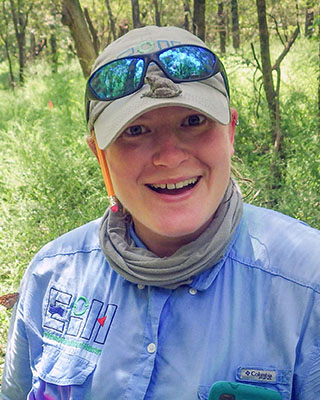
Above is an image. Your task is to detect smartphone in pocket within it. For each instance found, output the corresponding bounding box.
[208,381,282,400]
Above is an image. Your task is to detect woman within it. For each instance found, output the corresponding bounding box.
[2,26,320,400]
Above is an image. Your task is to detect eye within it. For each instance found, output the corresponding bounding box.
[182,114,206,127]
[122,124,148,137]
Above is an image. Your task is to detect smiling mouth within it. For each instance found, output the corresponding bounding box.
[147,177,200,195]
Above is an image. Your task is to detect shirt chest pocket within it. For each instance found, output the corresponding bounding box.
[31,344,96,398]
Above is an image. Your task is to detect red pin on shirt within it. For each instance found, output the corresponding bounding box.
[98,316,106,327]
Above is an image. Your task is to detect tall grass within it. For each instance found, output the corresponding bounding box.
[0,60,107,375]
[0,37,319,379]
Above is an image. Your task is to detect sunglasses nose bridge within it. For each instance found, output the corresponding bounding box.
[144,53,180,85]
[143,53,167,78]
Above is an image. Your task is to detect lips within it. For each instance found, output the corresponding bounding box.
[147,177,200,195]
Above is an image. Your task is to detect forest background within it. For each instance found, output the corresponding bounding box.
[0,0,319,383]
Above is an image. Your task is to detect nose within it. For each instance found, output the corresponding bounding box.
[152,130,189,168]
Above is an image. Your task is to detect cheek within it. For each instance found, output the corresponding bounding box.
[105,148,127,190]
[105,147,143,200]
[200,135,233,169]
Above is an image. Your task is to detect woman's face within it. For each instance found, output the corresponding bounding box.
[105,106,237,256]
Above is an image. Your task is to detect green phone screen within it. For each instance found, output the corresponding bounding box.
[208,381,282,400]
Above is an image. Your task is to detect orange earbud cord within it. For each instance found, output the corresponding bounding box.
[92,131,118,212]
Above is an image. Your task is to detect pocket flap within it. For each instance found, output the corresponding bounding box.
[35,344,96,385]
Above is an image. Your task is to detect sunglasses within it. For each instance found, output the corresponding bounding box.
[85,44,229,120]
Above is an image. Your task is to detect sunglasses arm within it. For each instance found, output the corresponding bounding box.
[91,130,118,212]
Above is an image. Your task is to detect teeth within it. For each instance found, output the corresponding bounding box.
[151,177,198,190]
[175,181,185,189]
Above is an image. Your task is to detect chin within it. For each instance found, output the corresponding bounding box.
[154,215,211,240]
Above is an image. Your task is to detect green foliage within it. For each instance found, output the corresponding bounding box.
[223,37,319,227]
[0,60,107,376]
[0,60,108,279]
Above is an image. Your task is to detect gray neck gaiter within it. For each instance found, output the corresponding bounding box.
[99,179,243,289]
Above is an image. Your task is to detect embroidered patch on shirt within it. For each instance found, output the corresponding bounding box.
[43,286,118,354]
[237,367,277,383]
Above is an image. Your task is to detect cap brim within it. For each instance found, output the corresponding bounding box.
[94,80,230,149]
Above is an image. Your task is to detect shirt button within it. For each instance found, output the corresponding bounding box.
[137,284,145,289]
[189,288,197,295]
[147,343,156,353]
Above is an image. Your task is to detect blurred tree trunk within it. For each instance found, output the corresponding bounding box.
[131,0,142,28]
[1,0,15,87]
[304,2,314,38]
[61,0,97,78]
[231,0,240,49]
[193,0,205,41]
[218,2,226,53]
[255,0,299,202]
[50,32,58,73]
[1,35,15,86]
[30,31,36,59]
[105,0,117,41]
[84,7,100,53]
[153,0,161,26]
[256,0,282,197]
[9,0,33,83]
[184,0,191,31]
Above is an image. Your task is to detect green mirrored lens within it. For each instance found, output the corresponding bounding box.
[89,58,144,100]
[158,46,216,80]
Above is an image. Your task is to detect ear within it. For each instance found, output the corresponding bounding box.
[229,108,238,156]
[86,135,99,162]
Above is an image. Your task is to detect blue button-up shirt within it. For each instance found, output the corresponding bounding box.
[2,204,320,399]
